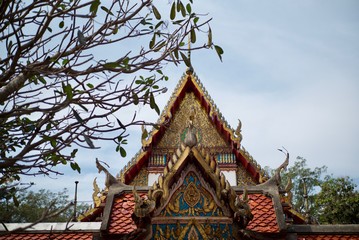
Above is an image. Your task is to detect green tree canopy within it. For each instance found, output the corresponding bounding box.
[281,156,327,217]
[0,188,89,223]
[278,156,359,224]
[315,176,359,224]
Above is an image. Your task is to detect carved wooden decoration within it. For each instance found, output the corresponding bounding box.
[157,92,228,149]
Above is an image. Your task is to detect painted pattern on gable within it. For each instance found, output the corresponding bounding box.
[237,166,255,186]
[152,221,232,240]
[128,168,148,186]
[156,92,228,149]
[160,171,223,217]
[152,164,234,240]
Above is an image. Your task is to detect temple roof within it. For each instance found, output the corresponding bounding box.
[118,70,269,184]
[101,192,281,235]
[0,233,95,240]
[2,70,359,239]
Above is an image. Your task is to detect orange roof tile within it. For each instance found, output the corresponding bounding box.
[107,193,141,234]
[108,192,280,235]
[246,194,280,233]
[298,235,359,240]
[0,232,94,240]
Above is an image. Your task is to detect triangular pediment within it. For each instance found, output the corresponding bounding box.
[143,145,241,239]
[119,70,269,186]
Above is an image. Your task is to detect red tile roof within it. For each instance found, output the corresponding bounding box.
[0,232,94,240]
[108,192,280,235]
[246,194,280,233]
[298,235,359,240]
[107,193,138,234]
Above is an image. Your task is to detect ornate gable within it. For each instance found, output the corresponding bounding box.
[68,69,359,240]
[120,70,268,186]
[127,144,254,239]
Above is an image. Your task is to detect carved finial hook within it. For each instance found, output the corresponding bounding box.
[235,119,243,144]
[274,148,289,186]
[96,158,122,189]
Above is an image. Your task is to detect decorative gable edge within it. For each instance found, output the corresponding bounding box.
[129,143,255,235]
[118,70,270,184]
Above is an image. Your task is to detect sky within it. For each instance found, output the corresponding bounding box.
[23,1,359,205]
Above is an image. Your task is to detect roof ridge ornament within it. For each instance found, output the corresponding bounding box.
[183,106,198,148]
[96,158,126,189]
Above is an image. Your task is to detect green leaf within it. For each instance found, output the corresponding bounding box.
[132,91,139,105]
[84,135,95,148]
[50,139,56,148]
[207,27,212,47]
[101,6,113,15]
[116,118,125,129]
[149,92,160,115]
[149,34,156,49]
[71,149,78,158]
[38,76,46,85]
[170,2,176,20]
[214,45,224,62]
[180,52,191,67]
[59,21,64,28]
[180,2,186,17]
[193,17,199,24]
[120,147,126,157]
[63,84,73,100]
[90,0,101,14]
[72,108,83,123]
[190,28,196,43]
[152,5,161,20]
[186,3,192,14]
[144,89,149,104]
[149,92,156,109]
[173,48,179,60]
[103,62,120,68]
[122,57,129,67]
[70,162,81,173]
[78,103,88,112]
[112,24,118,34]
[47,27,52,32]
[62,59,69,65]
[141,127,148,140]
[87,83,94,88]
[154,103,160,115]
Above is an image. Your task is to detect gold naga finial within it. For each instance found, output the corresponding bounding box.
[92,177,101,208]
[235,119,243,144]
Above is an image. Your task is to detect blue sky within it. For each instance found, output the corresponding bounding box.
[24,1,359,204]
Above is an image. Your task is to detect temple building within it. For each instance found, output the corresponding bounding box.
[1,68,359,239]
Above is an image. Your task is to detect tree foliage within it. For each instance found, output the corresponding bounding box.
[0,0,221,186]
[280,156,359,224]
[0,188,89,223]
[315,176,359,224]
[281,156,327,217]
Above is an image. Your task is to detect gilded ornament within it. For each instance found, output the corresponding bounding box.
[129,168,148,186]
[184,182,201,207]
[92,177,101,207]
[156,93,227,149]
